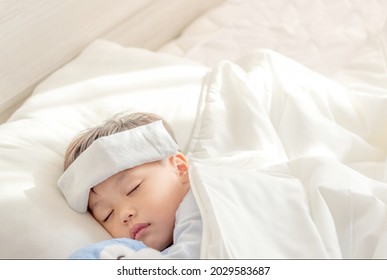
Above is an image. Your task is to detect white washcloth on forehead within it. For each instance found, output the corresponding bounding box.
[57,120,179,213]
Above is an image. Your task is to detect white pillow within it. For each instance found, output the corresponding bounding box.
[0,40,208,258]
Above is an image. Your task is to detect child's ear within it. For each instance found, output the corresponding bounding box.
[169,153,189,183]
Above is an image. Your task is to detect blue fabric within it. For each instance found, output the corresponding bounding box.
[69,238,146,259]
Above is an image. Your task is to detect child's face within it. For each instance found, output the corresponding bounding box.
[88,154,189,251]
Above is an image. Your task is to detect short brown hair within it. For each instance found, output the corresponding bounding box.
[63,112,176,170]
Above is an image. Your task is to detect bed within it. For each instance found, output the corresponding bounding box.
[1,0,387,259]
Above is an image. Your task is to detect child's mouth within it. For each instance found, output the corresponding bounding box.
[130,223,150,240]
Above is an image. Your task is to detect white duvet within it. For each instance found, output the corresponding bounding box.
[188,50,387,258]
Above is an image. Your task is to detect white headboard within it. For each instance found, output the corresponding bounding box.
[0,0,224,123]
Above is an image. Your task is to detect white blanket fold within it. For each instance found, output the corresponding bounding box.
[188,50,387,258]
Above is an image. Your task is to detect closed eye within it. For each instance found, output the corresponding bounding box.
[127,183,141,196]
[103,210,113,222]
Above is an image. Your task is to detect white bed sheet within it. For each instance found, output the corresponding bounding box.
[160,0,387,76]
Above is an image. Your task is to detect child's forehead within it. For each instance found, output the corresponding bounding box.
[93,169,129,190]
[93,162,154,188]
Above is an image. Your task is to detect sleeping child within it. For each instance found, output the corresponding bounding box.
[57,112,202,259]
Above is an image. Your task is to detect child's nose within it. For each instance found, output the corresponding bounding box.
[120,207,135,224]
